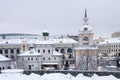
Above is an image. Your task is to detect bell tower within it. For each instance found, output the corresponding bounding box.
[78,9,94,46]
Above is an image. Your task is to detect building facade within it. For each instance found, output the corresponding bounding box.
[74,9,98,70]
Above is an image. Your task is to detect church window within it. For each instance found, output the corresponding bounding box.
[43,57,45,60]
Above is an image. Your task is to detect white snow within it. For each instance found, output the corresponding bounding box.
[0,70,120,80]
[0,54,10,61]
[99,37,120,44]
[74,46,98,50]
[1,69,24,74]
[0,38,77,45]
[42,63,58,65]
[18,49,41,56]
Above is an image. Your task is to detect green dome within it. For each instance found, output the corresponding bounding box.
[42,32,49,36]
[42,30,49,36]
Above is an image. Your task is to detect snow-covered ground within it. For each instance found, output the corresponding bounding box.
[0,72,120,80]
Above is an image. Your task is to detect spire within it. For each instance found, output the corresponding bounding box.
[83,9,89,25]
[84,9,87,18]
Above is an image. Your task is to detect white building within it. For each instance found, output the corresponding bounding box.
[17,48,42,71]
[0,54,11,70]
[97,37,120,69]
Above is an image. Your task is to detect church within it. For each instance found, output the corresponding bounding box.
[74,9,98,70]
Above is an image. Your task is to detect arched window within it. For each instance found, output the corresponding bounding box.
[38,49,40,53]
[67,48,72,53]
[61,48,65,53]
[48,50,50,53]
[43,49,45,53]
[55,48,58,52]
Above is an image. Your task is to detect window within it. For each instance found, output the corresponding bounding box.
[61,48,65,53]
[48,50,50,53]
[38,49,40,53]
[3,67,4,70]
[0,49,3,54]
[83,37,89,41]
[67,48,72,53]
[43,49,45,53]
[84,27,88,31]
[5,55,8,58]
[28,58,30,60]
[54,57,56,60]
[5,49,8,54]
[48,57,50,60]
[43,57,45,60]
[10,49,14,53]
[16,49,20,54]
[55,48,58,52]
[31,58,33,60]
[11,55,14,59]
[36,58,37,60]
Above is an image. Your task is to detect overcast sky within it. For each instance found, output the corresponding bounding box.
[0,0,120,38]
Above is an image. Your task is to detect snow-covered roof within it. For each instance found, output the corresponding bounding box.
[0,54,11,61]
[1,69,24,74]
[74,46,98,50]
[0,38,77,45]
[42,63,58,65]
[53,51,63,56]
[43,29,48,33]
[49,38,78,44]
[18,49,41,56]
[99,38,120,45]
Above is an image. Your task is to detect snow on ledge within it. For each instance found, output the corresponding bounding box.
[1,69,24,74]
